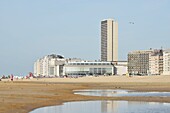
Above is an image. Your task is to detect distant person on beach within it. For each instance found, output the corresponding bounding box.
[10,74,13,81]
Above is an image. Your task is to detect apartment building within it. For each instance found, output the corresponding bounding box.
[149,49,163,75]
[128,50,152,75]
[34,54,65,77]
[163,49,170,75]
[128,49,163,75]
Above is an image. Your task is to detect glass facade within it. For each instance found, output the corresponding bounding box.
[68,62,111,66]
[64,62,113,76]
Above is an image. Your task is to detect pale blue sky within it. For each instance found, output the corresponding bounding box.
[0,0,170,75]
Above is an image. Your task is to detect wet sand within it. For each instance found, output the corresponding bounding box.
[0,75,170,113]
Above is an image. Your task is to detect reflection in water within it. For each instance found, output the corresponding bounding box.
[100,91,118,113]
[101,101,118,113]
[74,89,170,97]
[30,101,170,113]
[30,90,170,113]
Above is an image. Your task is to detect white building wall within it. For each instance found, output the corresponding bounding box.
[42,56,49,76]
[163,50,170,75]
[113,21,118,61]
[34,62,37,76]
[34,54,65,77]
[56,65,60,76]
[34,59,41,76]
[149,56,159,75]
[49,59,56,76]
[114,65,127,75]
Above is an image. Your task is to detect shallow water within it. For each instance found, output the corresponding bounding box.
[30,100,170,113]
[74,89,170,97]
[30,90,170,113]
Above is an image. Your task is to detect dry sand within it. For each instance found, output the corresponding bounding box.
[0,75,170,113]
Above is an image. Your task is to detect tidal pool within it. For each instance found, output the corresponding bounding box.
[74,89,170,97]
[30,100,170,113]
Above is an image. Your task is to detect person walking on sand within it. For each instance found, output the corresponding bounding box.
[10,74,13,81]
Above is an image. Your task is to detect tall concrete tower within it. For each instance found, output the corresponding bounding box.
[101,19,118,61]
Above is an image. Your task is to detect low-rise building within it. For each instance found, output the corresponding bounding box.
[112,61,127,75]
[63,61,114,76]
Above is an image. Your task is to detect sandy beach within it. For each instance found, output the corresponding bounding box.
[0,75,170,113]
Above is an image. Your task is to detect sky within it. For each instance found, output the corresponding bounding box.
[0,0,170,75]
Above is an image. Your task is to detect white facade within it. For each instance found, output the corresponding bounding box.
[114,65,127,75]
[34,59,42,76]
[34,54,65,77]
[163,49,170,75]
[149,56,160,75]
[149,55,163,75]
[149,49,163,75]
[113,61,128,75]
